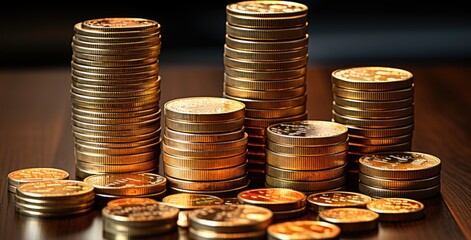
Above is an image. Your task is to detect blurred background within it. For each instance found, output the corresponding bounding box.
[1,1,470,68]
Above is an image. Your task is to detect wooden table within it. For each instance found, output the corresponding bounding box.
[0,65,470,239]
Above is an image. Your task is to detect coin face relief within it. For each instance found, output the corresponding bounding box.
[268,121,348,138]
[238,188,306,204]
[165,97,245,115]
[319,208,379,223]
[83,18,158,30]
[333,67,413,83]
[8,168,69,185]
[367,198,424,213]
[84,173,166,188]
[268,220,341,239]
[307,191,372,211]
[359,152,441,171]
[227,1,308,15]
[102,202,179,222]
[17,180,94,198]
[107,197,157,207]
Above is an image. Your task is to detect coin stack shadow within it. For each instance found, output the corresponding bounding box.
[331,67,415,191]
[359,152,441,199]
[265,121,348,195]
[70,18,162,179]
[163,97,250,197]
[223,1,309,186]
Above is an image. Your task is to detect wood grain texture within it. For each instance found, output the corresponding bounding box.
[0,65,469,240]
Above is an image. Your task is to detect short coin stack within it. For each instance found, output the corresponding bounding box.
[83,173,167,206]
[223,1,309,185]
[102,201,179,239]
[14,180,94,217]
[163,97,249,197]
[331,66,415,188]
[71,18,162,179]
[237,188,306,221]
[188,204,273,240]
[7,167,69,193]
[359,152,441,199]
[265,121,348,194]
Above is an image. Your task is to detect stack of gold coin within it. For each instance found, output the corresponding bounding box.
[318,208,379,233]
[358,152,441,199]
[7,167,69,193]
[237,188,306,221]
[265,121,348,194]
[102,201,179,239]
[162,193,225,227]
[14,180,94,217]
[188,204,273,239]
[163,97,250,197]
[223,1,309,185]
[70,18,162,179]
[267,220,341,240]
[331,66,415,189]
[83,173,167,206]
[306,191,372,213]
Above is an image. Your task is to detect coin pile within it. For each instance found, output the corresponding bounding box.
[84,173,167,206]
[318,208,379,233]
[188,204,273,239]
[7,167,69,193]
[267,220,341,240]
[307,191,372,213]
[331,66,415,189]
[237,188,306,221]
[366,198,425,221]
[14,180,94,217]
[163,97,250,197]
[71,18,162,179]
[265,121,348,194]
[102,201,179,239]
[162,193,225,227]
[223,1,309,185]
[359,152,441,199]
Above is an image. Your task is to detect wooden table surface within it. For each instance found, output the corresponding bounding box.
[0,65,470,240]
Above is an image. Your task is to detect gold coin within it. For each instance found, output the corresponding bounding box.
[366,198,425,221]
[103,220,176,236]
[349,134,412,146]
[225,93,307,110]
[226,1,308,17]
[359,183,440,200]
[333,112,414,128]
[74,22,159,38]
[102,201,179,224]
[188,204,273,232]
[224,55,308,70]
[74,136,160,149]
[189,228,265,240]
[226,22,308,41]
[15,200,94,214]
[95,189,166,205]
[72,124,159,137]
[348,141,412,154]
[245,112,307,128]
[267,120,348,146]
[75,149,158,165]
[237,188,305,211]
[71,68,159,80]
[265,175,346,192]
[346,124,414,138]
[8,168,69,189]
[225,34,308,52]
[226,12,307,29]
[83,173,166,196]
[72,118,160,131]
[333,95,414,110]
[76,159,156,173]
[267,220,341,240]
[306,191,372,213]
[165,117,244,133]
[165,175,249,191]
[107,197,157,207]
[70,89,159,103]
[72,104,159,118]
[267,139,348,155]
[74,31,160,43]
[332,66,413,91]
[333,85,414,101]
[163,133,248,151]
[266,163,347,181]
[163,151,247,169]
[15,192,94,206]
[81,18,160,32]
[167,180,250,198]
[164,127,245,143]
[72,55,158,68]
[224,84,306,100]
[75,166,155,180]
[318,208,379,232]
[359,152,441,180]
[71,72,159,85]
[16,180,94,200]
[72,43,161,56]
[225,45,308,61]
[72,128,160,143]
[225,66,306,80]
[72,111,160,125]
[162,143,246,158]
[163,162,247,181]
[333,103,414,119]
[72,36,160,50]
[225,74,305,91]
[164,97,245,122]
[359,173,440,190]
[162,193,225,210]
[71,84,159,98]
[266,150,347,170]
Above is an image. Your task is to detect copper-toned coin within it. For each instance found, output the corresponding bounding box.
[359,152,441,180]
[225,34,308,52]
[165,175,249,191]
[167,180,250,199]
[84,173,166,196]
[107,197,157,207]
[265,175,346,193]
[318,208,379,232]
[366,198,424,221]
[8,168,69,192]
[226,1,308,17]
[163,133,248,151]
[16,180,94,200]
[188,204,273,232]
[358,182,440,200]
[164,127,245,143]
[237,188,306,211]
[224,55,308,70]
[163,162,247,181]
[81,17,160,32]
[266,163,346,181]
[102,202,179,227]
[225,66,306,80]
[164,97,245,122]
[267,139,348,156]
[307,191,372,212]
[189,228,266,240]
[162,193,225,210]
[225,45,308,61]
[359,173,440,190]
[267,220,341,240]
[165,117,244,134]
[332,66,413,91]
[266,150,347,170]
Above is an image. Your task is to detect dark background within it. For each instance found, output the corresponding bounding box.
[1,1,470,68]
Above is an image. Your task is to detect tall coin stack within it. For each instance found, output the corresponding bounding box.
[224,1,309,185]
[163,97,250,197]
[265,121,348,194]
[331,66,414,189]
[70,18,162,179]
